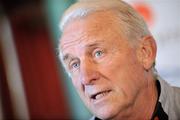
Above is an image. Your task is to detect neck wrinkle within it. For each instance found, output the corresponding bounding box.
[130,78,158,120]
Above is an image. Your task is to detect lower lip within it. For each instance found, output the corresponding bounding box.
[92,90,112,104]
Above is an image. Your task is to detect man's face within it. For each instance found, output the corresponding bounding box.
[60,12,147,119]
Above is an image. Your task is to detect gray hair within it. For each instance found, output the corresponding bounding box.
[59,0,151,41]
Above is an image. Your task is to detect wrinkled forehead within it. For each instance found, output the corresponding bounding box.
[59,11,123,49]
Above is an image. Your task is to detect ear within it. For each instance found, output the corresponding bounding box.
[136,36,157,70]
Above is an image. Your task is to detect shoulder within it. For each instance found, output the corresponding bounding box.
[157,75,180,119]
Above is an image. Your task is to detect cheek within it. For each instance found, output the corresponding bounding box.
[116,60,145,99]
[101,52,144,96]
[71,77,86,99]
[72,77,82,92]
[71,77,92,108]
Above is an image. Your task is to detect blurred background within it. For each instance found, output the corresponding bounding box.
[0,0,179,119]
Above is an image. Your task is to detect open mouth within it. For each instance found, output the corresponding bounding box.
[90,90,111,100]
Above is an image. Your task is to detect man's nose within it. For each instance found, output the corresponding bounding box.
[79,60,100,85]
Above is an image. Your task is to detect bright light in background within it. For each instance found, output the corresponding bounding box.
[126,0,180,86]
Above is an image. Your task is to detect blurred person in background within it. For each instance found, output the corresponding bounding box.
[59,0,180,120]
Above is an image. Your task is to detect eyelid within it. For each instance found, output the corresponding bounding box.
[93,48,104,57]
[69,59,80,70]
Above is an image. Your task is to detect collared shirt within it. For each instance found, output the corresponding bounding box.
[157,76,180,120]
[90,76,180,120]
[151,79,168,120]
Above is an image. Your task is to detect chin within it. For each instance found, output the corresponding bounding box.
[92,104,121,120]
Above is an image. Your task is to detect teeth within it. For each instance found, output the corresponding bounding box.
[95,91,109,100]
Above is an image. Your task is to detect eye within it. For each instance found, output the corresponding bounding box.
[94,50,103,58]
[70,61,80,70]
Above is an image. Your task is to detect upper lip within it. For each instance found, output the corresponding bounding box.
[89,89,111,99]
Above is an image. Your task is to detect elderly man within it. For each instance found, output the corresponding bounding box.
[59,0,180,120]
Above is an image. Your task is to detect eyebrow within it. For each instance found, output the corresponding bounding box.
[62,41,104,62]
[85,40,105,48]
[86,43,99,48]
[63,54,71,62]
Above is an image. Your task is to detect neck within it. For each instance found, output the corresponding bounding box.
[131,75,158,120]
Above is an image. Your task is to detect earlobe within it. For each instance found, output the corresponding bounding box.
[137,36,157,70]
